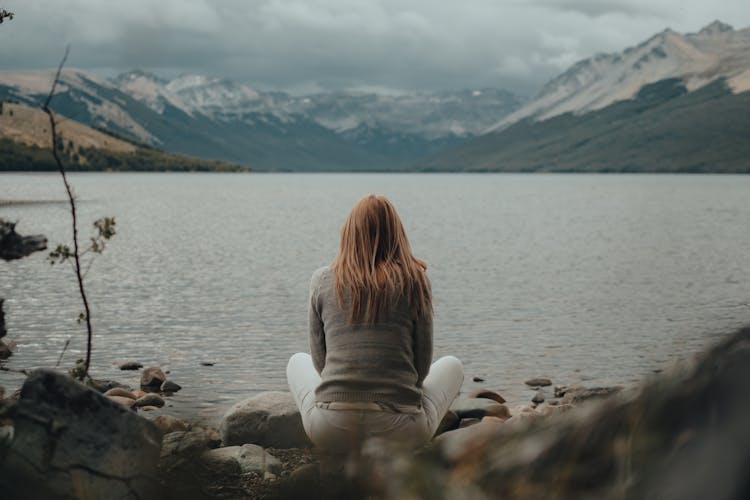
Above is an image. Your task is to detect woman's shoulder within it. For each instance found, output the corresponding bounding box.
[310,265,333,293]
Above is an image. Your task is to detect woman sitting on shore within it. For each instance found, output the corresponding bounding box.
[287,194,464,451]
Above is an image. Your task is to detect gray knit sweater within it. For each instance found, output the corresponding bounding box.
[309,266,433,406]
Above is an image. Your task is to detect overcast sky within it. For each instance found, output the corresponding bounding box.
[1,1,749,95]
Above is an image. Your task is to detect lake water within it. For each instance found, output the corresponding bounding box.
[1,173,749,422]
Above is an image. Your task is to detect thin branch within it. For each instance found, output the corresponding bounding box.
[41,46,95,380]
[55,337,72,368]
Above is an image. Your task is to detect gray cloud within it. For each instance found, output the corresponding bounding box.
[0,0,748,94]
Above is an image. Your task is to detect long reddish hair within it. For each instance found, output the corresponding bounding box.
[331,194,432,324]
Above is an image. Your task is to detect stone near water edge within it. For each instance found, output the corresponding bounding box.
[141,366,167,387]
[118,360,143,370]
[0,339,12,359]
[140,406,160,411]
[0,219,47,261]
[554,384,585,398]
[281,463,321,499]
[535,403,574,417]
[104,387,136,399]
[0,298,6,339]
[525,377,552,387]
[559,386,623,405]
[161,380,182,393]
[532,390,546,404]
[132,389,147,399]
[200,361,215,366]
[0,368,162,500]
[153,415,189,434]
[237,443,283,474]
[450,397,510,419]
[200,446,243,476]
[434,410,460,437]
[220,391,311,449]
[472,376,486,382]
[107,395,137,409]
[90,379,129,393]
[135,393,165,408]
[467,388,506,404]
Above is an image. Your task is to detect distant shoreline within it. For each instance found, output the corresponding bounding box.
[0,199,67,206]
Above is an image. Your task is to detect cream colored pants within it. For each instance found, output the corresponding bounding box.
[286,353,464,451]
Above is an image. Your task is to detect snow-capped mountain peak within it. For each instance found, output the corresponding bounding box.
[490,21,750,131]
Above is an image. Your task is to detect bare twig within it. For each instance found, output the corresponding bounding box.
[41,46,95,380]
[55,336,72,368]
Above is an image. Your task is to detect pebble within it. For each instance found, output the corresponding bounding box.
[525,378,552,387]
[472,376,485,382]
[532,390,546,404]
[118,360,143,371]
[134,393,165,408]
[200,361,215,366]
[161,380,182,393]
[139,406,160,411]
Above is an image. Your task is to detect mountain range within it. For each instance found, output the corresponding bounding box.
[419,20,750,172]
[0,70,521,171]
[0,20,749,172]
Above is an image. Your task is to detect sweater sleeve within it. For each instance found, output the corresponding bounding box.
[413,310,433,388]
[308,268,326,374]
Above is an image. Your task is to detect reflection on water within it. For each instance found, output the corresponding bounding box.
[1,172,749,422]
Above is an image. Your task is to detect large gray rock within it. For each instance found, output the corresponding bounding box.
[0,368,163,499]
[220,391,311,448]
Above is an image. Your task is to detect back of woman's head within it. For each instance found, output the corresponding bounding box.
[332,194,432,324]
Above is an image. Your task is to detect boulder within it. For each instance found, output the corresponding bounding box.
[141,366,167,388]
[450,397,511,419]
[0,369,162,499]
[467,388,506,404]
[220,391,310,448]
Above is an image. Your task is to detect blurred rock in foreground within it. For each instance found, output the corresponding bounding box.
[356,326,750,500]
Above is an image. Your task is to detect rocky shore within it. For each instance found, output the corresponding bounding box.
[1,326,749,499]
